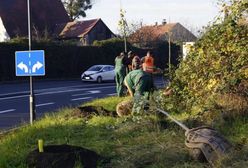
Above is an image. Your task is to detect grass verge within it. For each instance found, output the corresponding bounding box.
[0,96,247,167]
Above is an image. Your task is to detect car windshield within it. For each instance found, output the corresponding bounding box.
[87,65,103,71]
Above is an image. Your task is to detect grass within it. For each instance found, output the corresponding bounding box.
[0,96,248,167]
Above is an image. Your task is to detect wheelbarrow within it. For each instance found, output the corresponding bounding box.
[157,108,232,165]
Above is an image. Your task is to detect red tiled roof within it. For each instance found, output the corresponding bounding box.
[0,0,70,38]
[139,23,177,39]
[56,18,100,38]
[129,22,197,43]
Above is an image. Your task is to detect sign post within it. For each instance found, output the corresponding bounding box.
[27,0,35,124]
[15,50,45,124]
[15,0,46,125]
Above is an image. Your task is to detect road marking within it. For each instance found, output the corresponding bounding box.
[0,85,115,101]
[36,86,114,96]
[36,102,55,107]
[71,97,92,101]
[35,83,114,93]
[0,95,28,101]
[0,91,29,97]
[72,90,101,97]
[108,93,116,96]
[72,93,92,97]
[0,82,163,101]
[0,83,115,97]
[0,109,16,114]
[88,90,101,94]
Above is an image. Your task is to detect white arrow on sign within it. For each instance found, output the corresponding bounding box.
[32,61,43,73]
[17,62,28,73]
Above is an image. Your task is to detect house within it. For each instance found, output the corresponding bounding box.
[0,0,70,42]
[129,20,197,48]
[0,1,114,44]
[54,18,116,45]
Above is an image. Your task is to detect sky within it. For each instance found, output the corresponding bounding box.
[85,0,220,34]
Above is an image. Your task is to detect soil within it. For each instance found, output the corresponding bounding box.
[26,144,103,168]
[71,106,117,119]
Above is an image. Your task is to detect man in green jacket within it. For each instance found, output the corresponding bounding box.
[117,56,154,116]
[124,56,154,99]
[115,52,128,97]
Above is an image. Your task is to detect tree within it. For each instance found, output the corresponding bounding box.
[170,0,248,121]
[62,0,92,20]
[117,9,128,52]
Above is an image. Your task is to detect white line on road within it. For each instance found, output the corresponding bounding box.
[0,91,29,97]
[36,102,55,107]
[36,86,114,96]
[88,90,101,94]
[0,83,115,97]
[0,85,115,101]
[0,109,16,114]
[72,92,93,97]
[71,97,92,101]
[72,90,101,97]
[0,95,28,101]
[35,83,114,92]
[107,93,116,96]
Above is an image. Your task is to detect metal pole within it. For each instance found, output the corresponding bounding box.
[123,23,127,53]
[157,108,189,131]
[168,32,171,79]
[27,0,36,124]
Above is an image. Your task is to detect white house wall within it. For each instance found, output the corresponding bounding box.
[0,17,10,42]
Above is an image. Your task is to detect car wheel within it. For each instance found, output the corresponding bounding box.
[97,76,102,83]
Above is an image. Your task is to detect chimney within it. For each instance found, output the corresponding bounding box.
[162,19,167,25]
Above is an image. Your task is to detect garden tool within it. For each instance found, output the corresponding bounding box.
[157,108,232,165]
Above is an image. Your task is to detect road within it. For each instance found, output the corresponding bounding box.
[0,78,165,131]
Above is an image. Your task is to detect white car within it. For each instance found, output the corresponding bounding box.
[81,65,115,83]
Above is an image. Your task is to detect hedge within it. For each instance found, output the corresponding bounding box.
[0,41,180,81]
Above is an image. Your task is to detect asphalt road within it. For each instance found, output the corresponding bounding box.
[0,78,166,131]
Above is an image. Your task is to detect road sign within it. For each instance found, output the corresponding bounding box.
[15,50,45,76]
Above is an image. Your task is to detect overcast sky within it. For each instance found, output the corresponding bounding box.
[85,0,220,34]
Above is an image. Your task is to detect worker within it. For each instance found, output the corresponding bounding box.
[115,52,127,97]
[124,56,155,99]
[127,51,135,72]
[141,51,155,74]
[116,56,154,116]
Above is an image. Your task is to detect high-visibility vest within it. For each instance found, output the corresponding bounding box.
[142,56,154,73]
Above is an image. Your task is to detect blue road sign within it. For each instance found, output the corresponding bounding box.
[15,50,45,76]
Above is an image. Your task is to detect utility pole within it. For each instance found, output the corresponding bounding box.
[123,21,127,53]
[27,0,36,124]
[168,31,172,79]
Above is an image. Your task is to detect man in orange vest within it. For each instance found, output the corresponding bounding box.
[141,51,155,73]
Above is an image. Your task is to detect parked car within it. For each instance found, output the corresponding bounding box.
[81,65,115,83]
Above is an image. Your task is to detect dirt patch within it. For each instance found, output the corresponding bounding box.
[26,144,103,168]
[71,106,117,119]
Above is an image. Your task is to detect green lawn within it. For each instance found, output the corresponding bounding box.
[0,96,247,168]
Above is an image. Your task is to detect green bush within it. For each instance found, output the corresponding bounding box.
[166,0,248,124]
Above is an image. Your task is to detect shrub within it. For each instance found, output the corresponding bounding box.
[166,0,248,123]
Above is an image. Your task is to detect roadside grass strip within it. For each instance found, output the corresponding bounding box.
[0,96,247,167]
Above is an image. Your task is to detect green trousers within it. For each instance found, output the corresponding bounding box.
[115,69,126,97]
